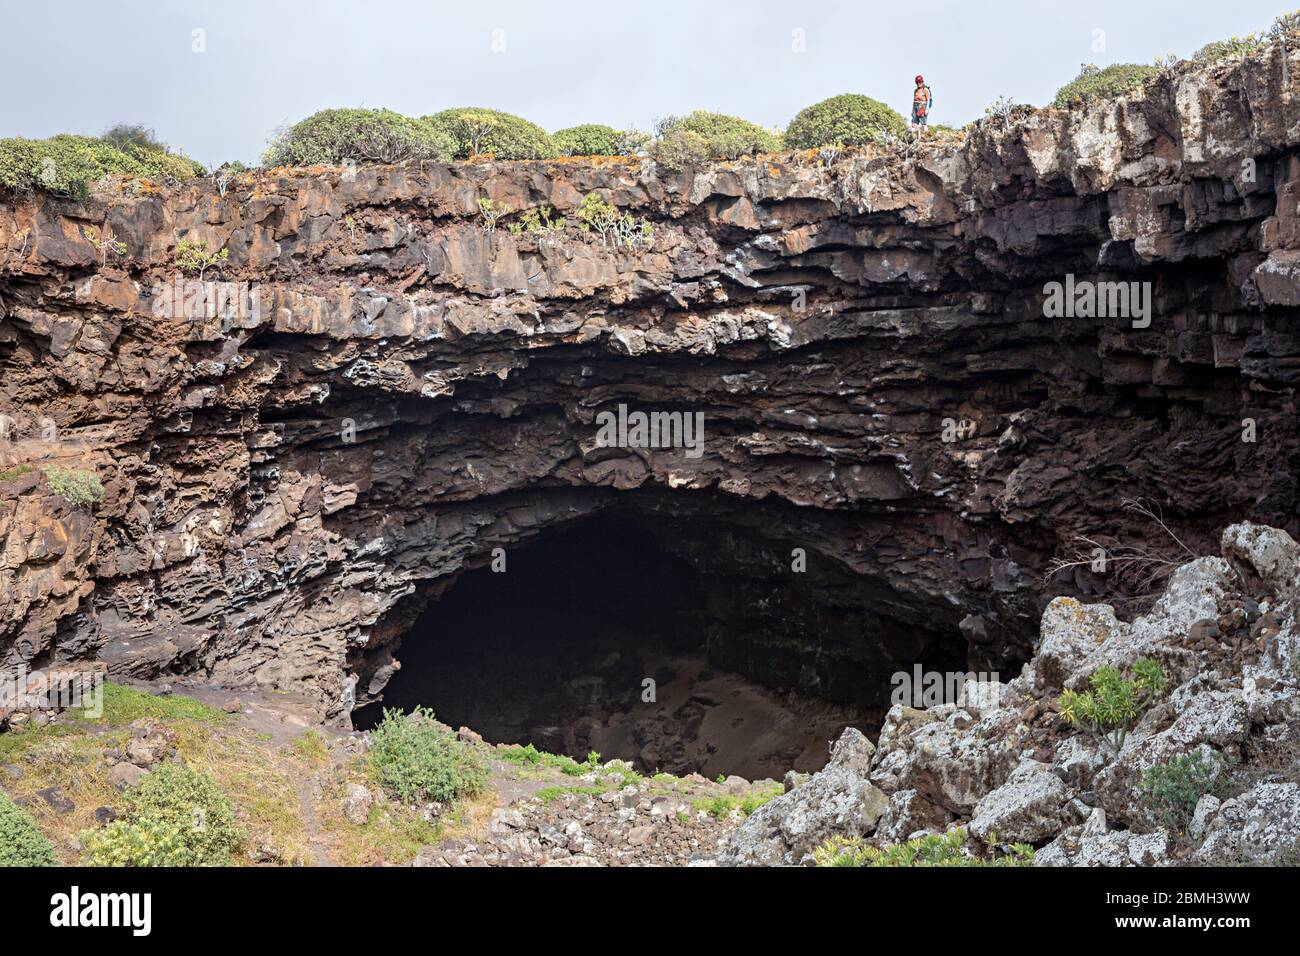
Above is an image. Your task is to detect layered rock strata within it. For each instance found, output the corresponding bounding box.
[3,48,1300,723]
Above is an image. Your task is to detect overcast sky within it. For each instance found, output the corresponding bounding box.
[0,0,1291,167]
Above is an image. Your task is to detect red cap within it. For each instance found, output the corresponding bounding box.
[915,74,925,84]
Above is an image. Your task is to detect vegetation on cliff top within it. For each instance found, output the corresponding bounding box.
[424,107,558,160]
[650,111,783,169]
[1052,63,1160,108]
[262,107,455,167]
[784,94,907,148]
[0,132,203,200]
[7,10,1300,196]
[552,124,624,157]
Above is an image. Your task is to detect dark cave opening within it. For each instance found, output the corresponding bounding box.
[353,510,968,779]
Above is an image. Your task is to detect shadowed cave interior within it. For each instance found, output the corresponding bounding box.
[353,511,970,780]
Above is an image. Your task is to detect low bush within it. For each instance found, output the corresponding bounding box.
[814,829,1034,867]
[263,108,454,167]
[1140,750,1230,830]
[99,123,166,153]
[423,108,557,160]
[552,124,623,156]
[82,764,244,866]
[42,465,104,508]
[784,94,906,148]
[1052,63,1159,108]
[0,134,203,201]
[1194,11,1300,62]
[576,192,653,248]
[0,793,56,866]
[368,707,487,803]
[1058,657,1167,754]
[651,111,782,169]
[172,237,229,279]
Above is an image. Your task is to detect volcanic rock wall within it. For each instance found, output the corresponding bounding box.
[3,47,1300,723]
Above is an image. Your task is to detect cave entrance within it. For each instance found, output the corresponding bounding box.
[352,510,961,779]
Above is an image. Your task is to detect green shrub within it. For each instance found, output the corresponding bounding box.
[507,205,567,237]
[0,793,56,866]
[651,111,782,169]
[553,124,623,156]
[82,764,244,866]
[173,237,229,279]
[99,123,166,153]
[784,94,907,148]
[262,108,454,167]
[649,128,710,170]
[1188,10,1300,63]
[41,465,104,508]
[368,707,487,803]
[0,134,203,201]
[814,828,1034,867]
[576,192,653,248]
[423,108,557,160]
[1059,657,1167,754]
[1053,63,1159,108]
[1193,37,1265,63]
[1141,750,1230,830]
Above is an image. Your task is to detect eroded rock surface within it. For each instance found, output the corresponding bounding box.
[716,520,1300,865]
[3,48,1300,730]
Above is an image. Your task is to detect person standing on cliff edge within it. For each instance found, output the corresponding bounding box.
[911,74,933,131]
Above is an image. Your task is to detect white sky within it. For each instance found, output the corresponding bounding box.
[0,0,1292,167]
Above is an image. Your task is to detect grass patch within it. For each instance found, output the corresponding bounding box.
[290,730,330,765]
[535,785,606,804]
[70,682,228,727]
[1,686,308,865]
[497,744,609,777]
[693,784,783,820]
[0,463,35,481]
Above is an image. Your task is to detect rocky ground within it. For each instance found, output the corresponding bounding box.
[716,521,1300,866]
[4,523,1296,867]
[0,673,783,866]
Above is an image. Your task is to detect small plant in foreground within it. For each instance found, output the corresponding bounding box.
[41,465,104,508]
[368,707,487,804]
[1140,750,1230,830]
[82,764,244,866]
[0,793,56,867]
[1058,657,1167,755]
[814,828,1034,867]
